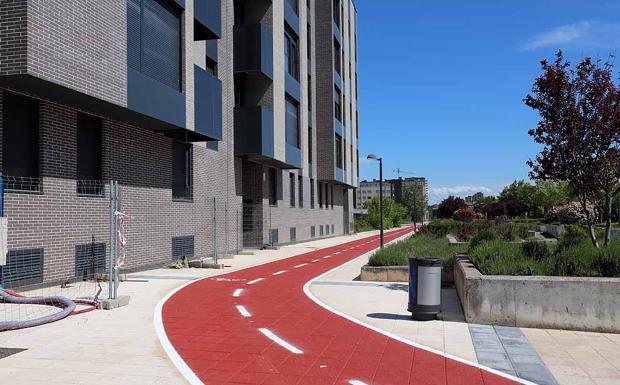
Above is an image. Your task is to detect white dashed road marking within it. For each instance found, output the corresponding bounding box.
[323,256,331,259]
[233,289,243,297]
[349,380,368,385]
[294,263,308,268]
[273,270,287,276]
[247,278,264,285]
[311,259,320,263]
[236,305,251,317]
[259,328,304,354]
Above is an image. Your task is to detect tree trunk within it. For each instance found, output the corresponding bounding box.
[604,193,613,246]
[579,197,599,248]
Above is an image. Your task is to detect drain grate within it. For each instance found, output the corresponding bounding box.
[0,348,27,360]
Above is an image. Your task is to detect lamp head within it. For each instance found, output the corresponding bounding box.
[367,154,381,161]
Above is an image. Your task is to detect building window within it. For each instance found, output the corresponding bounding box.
[128,0,182,90]
[286,0,298,14]
[77,114,103,196]
[290,173,295,207]
[2,92,41,193]
[310,179,315,208]
[334,87,342,122]
[333,0,340,28]
[331,185,334,209]
[308,75,312,112]
[335,134,343,169]
[324,183,329,208]
[298,176,303,208]
[269,168,278,206]
[286,97,300,148]
[343,139,347,171]
[307,24,312,59]
[334,39,341,76]
[284,26,299,81]
[172,141,192,201]
[308,126,313,165]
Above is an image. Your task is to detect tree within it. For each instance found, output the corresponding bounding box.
[366,196,405,230]
[525,51,620,246]
[499,180,537,216]
[437,196,467,218]
[532,180,572,215]
[401,184,425,224]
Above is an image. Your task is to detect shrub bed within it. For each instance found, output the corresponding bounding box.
[368,234,466,269]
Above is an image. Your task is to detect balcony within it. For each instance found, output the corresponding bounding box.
[194,65,222,141]
[234,24,273,81]
[235,106,299,169]
[194,0,222,40]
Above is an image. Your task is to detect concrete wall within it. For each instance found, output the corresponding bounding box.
[455,256,620,333]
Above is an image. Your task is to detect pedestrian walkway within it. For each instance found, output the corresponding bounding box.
[160,227,529,385]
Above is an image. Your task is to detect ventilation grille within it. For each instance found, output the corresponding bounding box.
[75,242,106,280]
[269,229,279,246]
[172,236,194,261]
[290,227,297,242]
[2,248,44,289]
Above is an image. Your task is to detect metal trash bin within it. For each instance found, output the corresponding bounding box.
[407,257,443,320]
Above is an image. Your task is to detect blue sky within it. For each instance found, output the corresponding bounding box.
[356,0,620,203]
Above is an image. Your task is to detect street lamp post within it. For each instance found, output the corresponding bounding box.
[367,154,384,248]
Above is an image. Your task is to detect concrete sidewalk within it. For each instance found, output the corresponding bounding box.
[0,230,386,385]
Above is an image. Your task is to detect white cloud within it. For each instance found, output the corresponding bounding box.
[429,185,494,204]
[520,21,620,51]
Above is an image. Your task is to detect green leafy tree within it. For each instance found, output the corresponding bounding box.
[401,184,425,224]
[366,196,405,230]
[532,180,572,215]
[499,180,537,215]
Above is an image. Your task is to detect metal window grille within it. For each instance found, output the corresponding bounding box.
[290,227,296,242]
[75,242,106,280]
[172,236,194,261]
[2,248,44,289]
[77,180,105,196]
[310,225,315,238]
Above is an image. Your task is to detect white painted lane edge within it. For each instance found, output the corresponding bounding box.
[273,270,287,276]
[233,288,243,297]
[323,256,331,259]
[294,263,308,268]
[311,259,320,262]
[303,227,537,385]
[258,328,304,354]
[236,305,251,317]
[154,281,205,385]
[247,278,264,285]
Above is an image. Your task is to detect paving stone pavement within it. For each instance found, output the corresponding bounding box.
[469,324,558,385]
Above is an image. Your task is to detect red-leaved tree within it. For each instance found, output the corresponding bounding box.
[525,51,620,247]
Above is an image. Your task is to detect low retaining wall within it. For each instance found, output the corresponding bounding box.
[360,265,408,282]
[535,224,565,238]
[455,256,620,333]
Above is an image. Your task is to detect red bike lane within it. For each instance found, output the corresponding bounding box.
[159,227,526,385]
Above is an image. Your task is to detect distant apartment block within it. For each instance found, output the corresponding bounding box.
[357,177,428,208]
[0,0,359,288]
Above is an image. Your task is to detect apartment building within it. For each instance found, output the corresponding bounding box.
[0,0,358,288]
[357,177,428,208]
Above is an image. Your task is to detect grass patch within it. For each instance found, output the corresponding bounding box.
[368,234,467,269]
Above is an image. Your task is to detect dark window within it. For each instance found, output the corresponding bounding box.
[325,183,329,207]
[333,0,341,28]
[286,0,298,14]
[298,175,303,208]
[270,229,279,245]
[2,248,44,289]
[284,26,299,80]
[331,224,334,234]
[320,225,324,236]
[334,39,341,76]
[77,114,103,196]
[172,236,194,261]
[290,173,295,207]
[343,139,347,171]
[308,75,312,112]
[286,97,300,148]
[310,225,315,238]
[308,126,313,164]
[310,179,315,208]
[172,141,192,201]
[269,168,277,206]
[128,0,182,90]
[334,88,342,122]
[75,242,106,280]
[356,150,360,178]
[205,57,218,76]
[335,134,343,169]
[331,185,334,209]
[290,227,297,242]
[343,94,347,123]
[2,92,40,192]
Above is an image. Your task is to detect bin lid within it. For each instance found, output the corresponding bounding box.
[408,257,443,267]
